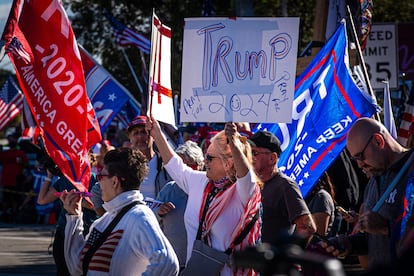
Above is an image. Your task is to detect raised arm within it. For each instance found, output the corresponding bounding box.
[147,114,175,165]
[37,170,58,204]
[224,122,250,179]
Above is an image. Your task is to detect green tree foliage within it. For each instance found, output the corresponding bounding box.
[63,0,414,109]
[372,1,414,23]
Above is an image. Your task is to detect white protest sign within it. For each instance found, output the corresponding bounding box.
[180,17,299,123]
[363,23,398,90]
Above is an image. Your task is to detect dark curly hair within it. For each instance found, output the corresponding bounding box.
[103,147,148,191]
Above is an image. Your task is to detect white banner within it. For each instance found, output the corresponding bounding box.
[181,17,299,123]
[148,12,176,127]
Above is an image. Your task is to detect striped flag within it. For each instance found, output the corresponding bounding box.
[148,12,176,127]
[383,80,398,139]
[81,229,124,273]
[104,11,151,54]
[0,75,24,131]
[398,85,414,147]
[5,37,31,64]
[21,99,40,143]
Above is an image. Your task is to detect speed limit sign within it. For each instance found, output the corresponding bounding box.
[362,23,398,90]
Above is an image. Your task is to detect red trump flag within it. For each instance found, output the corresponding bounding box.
[1,0,101,191]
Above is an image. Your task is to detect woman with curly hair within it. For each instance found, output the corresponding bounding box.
[60,147,179,275]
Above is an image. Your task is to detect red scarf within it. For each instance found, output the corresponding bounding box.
[199,180,261,276]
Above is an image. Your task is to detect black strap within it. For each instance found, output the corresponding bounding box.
[224,209,260,254]
[82,201,138,275]
[195,185,260,255]
[196,187,220,240]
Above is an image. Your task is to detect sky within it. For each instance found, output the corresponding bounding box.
[0,0,14,72]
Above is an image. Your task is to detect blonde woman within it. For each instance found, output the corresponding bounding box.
[148,115,262,275]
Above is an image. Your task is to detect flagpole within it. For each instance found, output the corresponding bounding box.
[139,50,148,83]
[149,10,157,118]
[346,5,380,121]
[120,48,144,96]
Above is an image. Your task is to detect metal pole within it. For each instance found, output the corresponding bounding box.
[120,47,144,96]
[346,5,380,121]
[281,0,287,17]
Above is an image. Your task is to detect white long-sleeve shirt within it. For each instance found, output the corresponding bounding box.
[64,190,179,276]
[164,154,258,275]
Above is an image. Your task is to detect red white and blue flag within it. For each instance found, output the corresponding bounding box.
[1,0,101,191]
[104,11,151,54]
[0,75,24,131]
[148,12,176,127]
[383,80,398,139]
[253,20,379,197]
[81,229,124,273]
[79,45,141,133]
[398,85,414,147]
[21,99,41,143]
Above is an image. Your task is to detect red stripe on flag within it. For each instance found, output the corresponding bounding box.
[398,103,414,146]
[0,76,24,131]
[152,82,172,102]
[153,17,172,38]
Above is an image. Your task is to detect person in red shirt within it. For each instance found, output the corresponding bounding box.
[0,134,29,222]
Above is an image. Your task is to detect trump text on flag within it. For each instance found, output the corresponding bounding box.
[180,17,299,123]
[254,20,379,197]
[2,0,101,189]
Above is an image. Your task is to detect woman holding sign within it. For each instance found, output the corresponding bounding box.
[147,115,262,275]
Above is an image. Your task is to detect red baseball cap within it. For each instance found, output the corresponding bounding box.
[128,115,147,131]
[100,140,111,147]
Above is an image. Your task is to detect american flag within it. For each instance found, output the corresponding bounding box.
[0,75,24,131]
[398,84,414,147]
[81,228,124,273]
[104,11,151,54]
[21,100,40,143]
[6,37,31,64]
[383,80,398,139]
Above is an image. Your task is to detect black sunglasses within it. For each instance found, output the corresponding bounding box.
[97,173,112,181]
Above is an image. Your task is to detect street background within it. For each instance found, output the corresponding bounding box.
[0,222,364,276]
[0,223,56,276]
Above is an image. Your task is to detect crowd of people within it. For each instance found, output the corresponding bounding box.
[0,115,413,275]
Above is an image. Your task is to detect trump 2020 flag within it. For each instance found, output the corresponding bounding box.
[254,20,379,197]
[148,12,176,127]
[2,0,101,191]
[0,75,24,131]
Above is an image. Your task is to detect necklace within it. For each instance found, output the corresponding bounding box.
[212,176,234,189]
